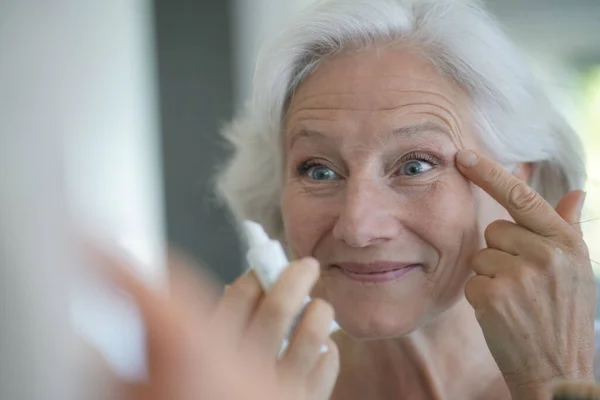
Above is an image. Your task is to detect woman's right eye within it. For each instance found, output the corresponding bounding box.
[298,162,340,181]
[307,165,339,181]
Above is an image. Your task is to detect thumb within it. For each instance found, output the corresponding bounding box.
[555,190,586,235]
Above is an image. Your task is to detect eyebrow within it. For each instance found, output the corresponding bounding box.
[385,121,452,141]
[288,121,451,149]
[288,129,329,149]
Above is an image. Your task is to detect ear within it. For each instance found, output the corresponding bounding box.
[512,162,532,183]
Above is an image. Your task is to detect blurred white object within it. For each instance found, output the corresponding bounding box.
[0,0,164,398]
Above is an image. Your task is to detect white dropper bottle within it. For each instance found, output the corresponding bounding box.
[243,220,339,354]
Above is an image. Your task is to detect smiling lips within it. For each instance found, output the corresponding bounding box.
[333,262,420,283]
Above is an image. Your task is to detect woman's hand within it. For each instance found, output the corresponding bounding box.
[97,249,339,400]
[211,258,339,400]
[456,149,596,400]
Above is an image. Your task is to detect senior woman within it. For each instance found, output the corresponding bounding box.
[211,0,597,399]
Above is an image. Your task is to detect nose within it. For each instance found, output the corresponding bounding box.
[332,178,402,248]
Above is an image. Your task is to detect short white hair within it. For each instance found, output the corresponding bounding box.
[215,0,586,240]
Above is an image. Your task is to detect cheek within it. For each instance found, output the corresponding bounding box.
[408,176,479,262]
[407,177,480,310]
[281,185,336,258]
[415,175,476,226]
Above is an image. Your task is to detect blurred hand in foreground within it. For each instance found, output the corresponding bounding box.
[92,247,339,400]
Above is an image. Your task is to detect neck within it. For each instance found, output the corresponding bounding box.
[334,299,509,400]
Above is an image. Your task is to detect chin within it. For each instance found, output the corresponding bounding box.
[331,301,430,340]
[339,322,417,340]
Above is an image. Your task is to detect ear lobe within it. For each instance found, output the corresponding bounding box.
[512,162,533,183]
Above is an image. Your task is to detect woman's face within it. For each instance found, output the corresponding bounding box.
[281,47,510,339]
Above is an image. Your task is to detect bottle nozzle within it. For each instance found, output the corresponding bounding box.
[243,220,270,248]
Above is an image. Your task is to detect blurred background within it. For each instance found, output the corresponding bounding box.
[158,0,600,283]
[1,1,598,397]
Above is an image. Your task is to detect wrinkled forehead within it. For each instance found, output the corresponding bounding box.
[286,47,470,116]
[284,47,475,149]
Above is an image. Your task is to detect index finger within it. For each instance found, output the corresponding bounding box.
[456,149,568,238]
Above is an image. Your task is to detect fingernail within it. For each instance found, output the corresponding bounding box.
[457,149,479,168]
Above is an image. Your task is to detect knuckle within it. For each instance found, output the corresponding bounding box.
[465,276,506,320]
[508,182,539,212]
[553,237,591,270]
[483,278,510,306]
[484,220,507,244]
[465,276,492,305]
[484,165,505,186]
[512,262,536,283]
[469,248,492,271]
[538,245,566,270]
[564,235,589,257]
[483,282,506,305]
[468,251,482,269]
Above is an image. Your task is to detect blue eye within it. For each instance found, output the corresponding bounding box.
[400,160,433,176]
[307,165,339,181]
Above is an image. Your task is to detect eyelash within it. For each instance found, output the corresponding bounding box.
[295,152,440,178]
[296,159,328,176]
[395,152,440,172]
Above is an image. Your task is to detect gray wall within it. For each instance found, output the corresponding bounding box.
[154,0,243,283]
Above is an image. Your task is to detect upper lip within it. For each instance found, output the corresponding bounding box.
[332,262,418,274]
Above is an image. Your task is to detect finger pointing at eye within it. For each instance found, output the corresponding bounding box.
[455,149,572,241]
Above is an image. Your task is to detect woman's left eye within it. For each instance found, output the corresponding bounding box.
[398,160,434,176]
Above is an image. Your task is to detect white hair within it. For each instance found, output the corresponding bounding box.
[215,0,586,240]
